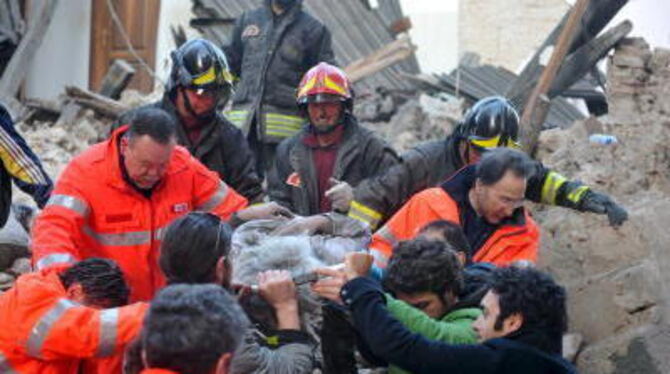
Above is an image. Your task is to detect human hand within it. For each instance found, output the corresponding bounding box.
[325,178,353,213]
[258,270,300,330]
[257,270,298,310]
[311,267,348,304]
[271,215,331,236]
[344,252,374,280]
[237,202,294,222]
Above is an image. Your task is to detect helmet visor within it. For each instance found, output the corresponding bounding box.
[300,93,346,105]
[468,134,521,150]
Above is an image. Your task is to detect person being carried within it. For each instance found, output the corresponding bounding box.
[114,39,263,203]
[132,212,316,374]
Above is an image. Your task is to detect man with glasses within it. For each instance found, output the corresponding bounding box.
[348,96,628,231]
[370,148,540,267]
[115,39,264,203]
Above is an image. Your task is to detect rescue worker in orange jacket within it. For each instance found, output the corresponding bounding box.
[348,96,628,230]
[0,258,148,373]
[32,107,289,302]
[370,148,539,268]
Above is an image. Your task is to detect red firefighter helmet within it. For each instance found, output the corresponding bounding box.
[296,62,353,108]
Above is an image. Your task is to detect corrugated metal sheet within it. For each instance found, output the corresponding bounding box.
[410,64,585,129]
[191,0,419,92]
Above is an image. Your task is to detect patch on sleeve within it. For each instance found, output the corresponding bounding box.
[172,202,189,214]
[242,24,261,38]
[286,172,301,188]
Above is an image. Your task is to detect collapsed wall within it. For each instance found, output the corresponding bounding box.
[535,38,670,373]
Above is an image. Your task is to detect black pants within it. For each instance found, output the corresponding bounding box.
[247,117,278,180]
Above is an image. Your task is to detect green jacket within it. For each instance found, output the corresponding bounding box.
[385,294,481,374]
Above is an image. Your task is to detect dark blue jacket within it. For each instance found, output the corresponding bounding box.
[342,277,578,374]
[0,104,52,226]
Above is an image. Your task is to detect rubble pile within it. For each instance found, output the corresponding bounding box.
[359,93,463,153]
[534,38,670,373]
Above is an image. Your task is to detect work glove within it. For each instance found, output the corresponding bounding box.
[580,190,628,227]
[325,178,354,213]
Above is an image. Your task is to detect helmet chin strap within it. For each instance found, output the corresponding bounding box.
[181,89,216,124]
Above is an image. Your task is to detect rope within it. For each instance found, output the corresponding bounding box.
[105,0,164,87]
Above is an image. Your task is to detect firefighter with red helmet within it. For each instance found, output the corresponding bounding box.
[267,62,400,218]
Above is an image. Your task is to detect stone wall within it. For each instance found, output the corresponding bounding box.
[535,38,670,373]
[458,0,568,71]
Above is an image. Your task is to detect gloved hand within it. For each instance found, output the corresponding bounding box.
[272,215,332,236]
[325,178,353,213]
[580,190,628,227]
[236,202,294,222]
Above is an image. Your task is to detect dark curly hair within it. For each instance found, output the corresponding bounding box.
[59,258,129,307]
[383,238,463,299]
[489,266,567,338]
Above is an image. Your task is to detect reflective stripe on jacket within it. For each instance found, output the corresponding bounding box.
[31,126,248,301]
[0,267,147,374]
[224,0,335,144]
[225,109,306,144]
[349,136,591,230]
[369,187,539,267]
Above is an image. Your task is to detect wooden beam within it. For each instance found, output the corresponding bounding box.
[98,59,136,100]
[548,20,632,98]
[0,0,59,103]
[520,0,590,156]
[65,86,129,119]
[344,35,417,83]
[507,0,629,109]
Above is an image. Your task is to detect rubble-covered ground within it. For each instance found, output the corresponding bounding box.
[535,38,670,373]
[0,37,668,373]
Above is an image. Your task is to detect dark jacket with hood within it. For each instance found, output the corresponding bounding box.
[224,0,335,143]
[342,276,577,374]
[268,114,400,216]
[349,134,590,229]
[114,97,264,203]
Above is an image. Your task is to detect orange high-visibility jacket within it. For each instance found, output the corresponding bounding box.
[369,187,540,267]
[0,267,147,374]
[32,126,248,301]
[140,369,180,374]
